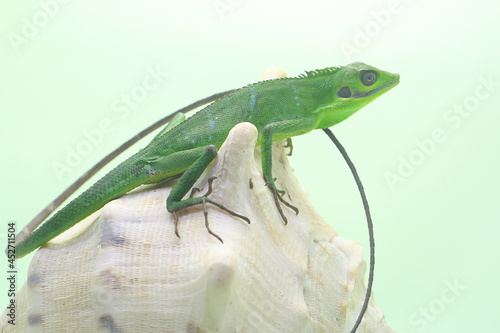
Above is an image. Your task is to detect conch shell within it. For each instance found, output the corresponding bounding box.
[1,121,394,332]
[2,67,395,332]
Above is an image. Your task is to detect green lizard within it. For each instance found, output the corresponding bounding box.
[14,62,399,259]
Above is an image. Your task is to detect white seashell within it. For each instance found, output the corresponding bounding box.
[2,122,394,332]
[2,67,395,332]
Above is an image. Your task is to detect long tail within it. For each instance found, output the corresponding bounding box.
[323,128,375,333]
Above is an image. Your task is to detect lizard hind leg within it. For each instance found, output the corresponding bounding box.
[188,177,235,243]
[175,193,225,244]
[164,146,250,242]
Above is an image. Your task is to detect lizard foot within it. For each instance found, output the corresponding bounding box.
[264,177,299,225]
[189,176,217,198]
[172,177,250,242]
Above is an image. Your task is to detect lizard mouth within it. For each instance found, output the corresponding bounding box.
[353,77,400,99]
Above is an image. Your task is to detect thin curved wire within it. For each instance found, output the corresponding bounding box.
[322,128,375,333]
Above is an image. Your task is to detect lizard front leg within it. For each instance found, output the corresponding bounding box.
[261,116,318,224]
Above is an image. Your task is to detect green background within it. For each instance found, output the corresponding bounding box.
[1,1,499,332]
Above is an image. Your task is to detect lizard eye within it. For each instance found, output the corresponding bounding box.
[338,86,352,98]
[360,70,377,86]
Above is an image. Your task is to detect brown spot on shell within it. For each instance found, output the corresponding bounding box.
[97,269,122,290]
[100,314,121,332]
[186,322,201,333]
[28,315,43,325]
[27,274,43,287]
[100,227,126,247]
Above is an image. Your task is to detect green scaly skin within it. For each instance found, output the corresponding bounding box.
[15,62,399,259]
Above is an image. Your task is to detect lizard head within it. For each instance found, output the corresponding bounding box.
[315,62,399,129]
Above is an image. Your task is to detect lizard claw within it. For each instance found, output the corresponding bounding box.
[201,197,224,244]
[264,176,299,223]
[170,177,250,243]
[172,211,181,238]
[190,176,217,199]
[284,138,293,156]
